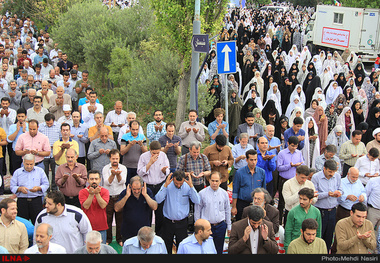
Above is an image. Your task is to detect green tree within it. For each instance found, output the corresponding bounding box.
[51,0,154,86]
[1,0,82,26]
[150,0,229,128]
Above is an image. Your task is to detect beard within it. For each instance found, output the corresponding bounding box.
[302,232,315,244]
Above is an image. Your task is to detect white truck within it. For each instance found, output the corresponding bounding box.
[303,5,380,63]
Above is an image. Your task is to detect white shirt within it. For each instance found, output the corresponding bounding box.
[354,155,380,185]
[102,163,127,195]
[81,103,104,128]
[41,64,54,77]
[0,107,16,134]
[246,125,255,146]
[248,219,259,254]
[24,242,67,254]
[104,110,128,133]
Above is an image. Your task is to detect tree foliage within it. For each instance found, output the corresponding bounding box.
[150,0,229,71]
[1,0,83,26]
[51,0,154,83]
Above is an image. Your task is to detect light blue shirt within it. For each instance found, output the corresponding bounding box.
[7,123,29,151]
[194,186,231,230]
[177,234,217,254]
[70,124,89,158]
[311,170,342,209]
[10,166,49,198]
[155,181,201,221]
[146,121,166,143]
[338,177,367,210]
[231,143,254,170]
[207,120,229,145]
[263,135,282,162]
[122,235,167,254]
[0,246,8,254]
[366,177,380,209]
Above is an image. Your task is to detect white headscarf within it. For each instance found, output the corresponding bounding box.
[302,116,320,169]
[288,106,305,127]
[326,81,343,105]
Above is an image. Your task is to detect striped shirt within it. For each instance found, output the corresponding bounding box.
[339,140,367,167]
[39,121,61,158]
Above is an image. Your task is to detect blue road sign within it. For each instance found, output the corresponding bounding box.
[191,34,209,53]
[216,41,237,74]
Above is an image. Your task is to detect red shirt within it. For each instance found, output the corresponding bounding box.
[78,186,109,231]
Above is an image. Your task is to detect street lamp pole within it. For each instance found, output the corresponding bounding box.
[189,0,201,111]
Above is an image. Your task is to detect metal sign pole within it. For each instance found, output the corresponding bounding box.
[225,74,229,128]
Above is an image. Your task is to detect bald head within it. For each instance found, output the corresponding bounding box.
[347,167,359,183]
[36,223,53,236]
[114,101,123,114]
[265,124,275,139]
[194,219,211,233]
[100,127,109,143]
[35,223,53,250]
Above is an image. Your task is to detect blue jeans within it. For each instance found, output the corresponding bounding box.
[99,230,107,244]
[211,221,227,254]
[319,207,336,251]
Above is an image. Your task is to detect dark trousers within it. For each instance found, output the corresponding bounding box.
[43,157,56,190]
[126,168,137,185]
[331,205,351,254]
[161,217,188,254]
[64,195,81,208]
[106,196,123,244]
[147,181,165,235]
[266,179,274,197]
[342,163,352,178]
[211,221,227,254]
[77,157,86,166]
[0,158,3,195]
[236,199,251,221]
[277,176,288,225]
[17,196,43,224]
[10,150,22,175]
[318,207,337,251]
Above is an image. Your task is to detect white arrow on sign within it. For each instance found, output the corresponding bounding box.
[221,44,232,72]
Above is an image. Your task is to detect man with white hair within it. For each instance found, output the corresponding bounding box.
[10,153,49,223]
[122,226,167,254]
[117,111,144,145]
[48,86,72,120]
[74,231,117,254]
[25,223,66,254]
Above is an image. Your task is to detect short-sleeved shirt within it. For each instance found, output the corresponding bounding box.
[158,134,182,168]
[0,127,6,158]
[121,132,147,168]
[78,186,109,231]
[88,125,113,139]
[53,138,79,165]
[15,131,51,163]
[118,187,155,239]
[35,204,93,254]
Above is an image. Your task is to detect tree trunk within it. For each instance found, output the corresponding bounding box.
[175,68,191,131]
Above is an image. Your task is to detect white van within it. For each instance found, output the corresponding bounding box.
[259,5,289,13]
